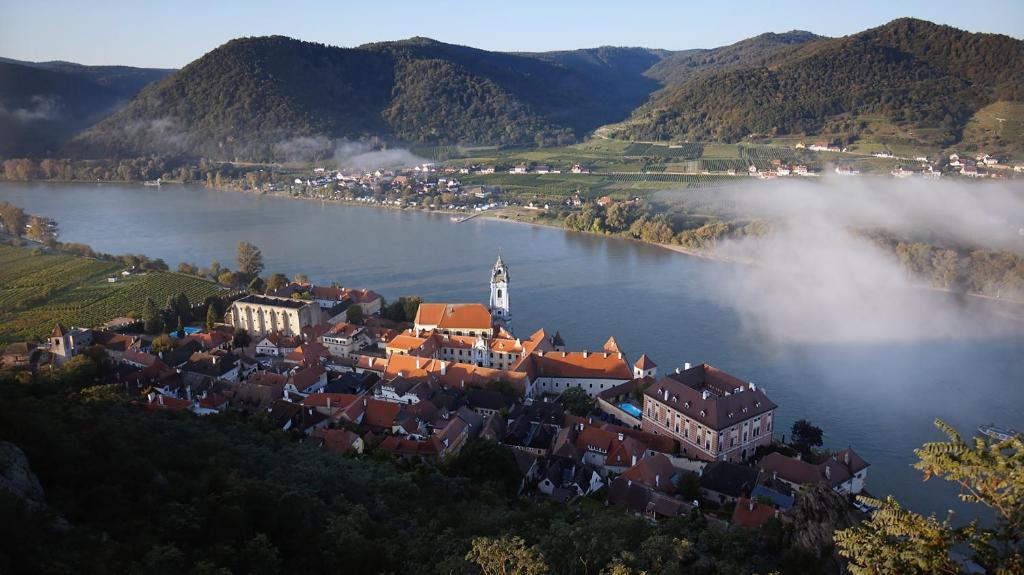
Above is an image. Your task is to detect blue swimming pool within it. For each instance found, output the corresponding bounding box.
[172,327,203,338]
[618,403,642,418]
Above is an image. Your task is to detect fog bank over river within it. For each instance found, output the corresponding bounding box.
[2,181,1022,521]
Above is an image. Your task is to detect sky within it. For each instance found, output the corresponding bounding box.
[2,0,1023,68]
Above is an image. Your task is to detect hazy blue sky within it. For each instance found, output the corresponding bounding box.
[2,0,1022,68]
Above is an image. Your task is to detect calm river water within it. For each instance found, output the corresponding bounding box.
[2,181,1022,520]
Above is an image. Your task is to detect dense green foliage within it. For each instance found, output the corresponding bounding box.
[642,31,821,86]
[835,420,1024,574]
[0,59,171,157]
[67,37,662,160]
[612,19,1024,147]
[0,376,827,574]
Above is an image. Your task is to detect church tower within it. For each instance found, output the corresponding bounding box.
[489,255,510,328]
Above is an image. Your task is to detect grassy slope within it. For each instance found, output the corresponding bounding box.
[0,245,223,343]
[961,101,1024,159]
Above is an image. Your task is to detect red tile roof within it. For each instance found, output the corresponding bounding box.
[620,453,676,493]
[310,428,361,454]
[759,452,823,485]
[362,399,402,430]
[732,497,776,529]
[634,354,656,370]
[288,365,326,392]
[414,303,492,331]
[530,350,632,380]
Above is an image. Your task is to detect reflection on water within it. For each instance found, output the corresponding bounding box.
[1,181,1022,520]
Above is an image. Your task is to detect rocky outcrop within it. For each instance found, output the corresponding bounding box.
[0,441,45,505]
[788,484,862,574]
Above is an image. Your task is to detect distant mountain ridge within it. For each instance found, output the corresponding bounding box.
[4,18,1022,161]
[0,58,173,157]
[66,36,666,161]
[608,19,1024,146]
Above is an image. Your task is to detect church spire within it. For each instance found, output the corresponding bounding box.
[489,254,510,331]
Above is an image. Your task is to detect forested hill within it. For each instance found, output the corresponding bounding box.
[607,18,1024,146]
[0,59,172,157]
[66,37,665,161]
[642,30,822,85]
[13,19,1024,161]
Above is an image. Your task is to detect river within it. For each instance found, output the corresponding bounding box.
[2,181,1022,521]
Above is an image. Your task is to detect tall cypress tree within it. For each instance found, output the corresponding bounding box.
[143,297,163,335]
[205,304,217,331]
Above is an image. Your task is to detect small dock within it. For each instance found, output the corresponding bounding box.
[451,212,482,224]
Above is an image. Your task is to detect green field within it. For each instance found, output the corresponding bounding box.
[0,245,225,344]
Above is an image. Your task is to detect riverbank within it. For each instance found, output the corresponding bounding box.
[4,178,1023,306]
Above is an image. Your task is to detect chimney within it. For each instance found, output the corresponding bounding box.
[655,474,660,488]
[631,454,637,466]
[825,465,831,480]
[684,362,692,370]
[327,396,331,410]
[702,390,709,401]
[675,367,681,374]
[663,388,669,402]
[844,451,850,465]
[583,350,588,358]
[440,361,447,375]
[749,382,756,392]
[748,500,754,512]
[362,398,367,407]
[415,358,420,369]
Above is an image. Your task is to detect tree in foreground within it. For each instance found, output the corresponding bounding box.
[346,304,364,325]
[26,216,56,244]
[466,536,549,575]
[791,419,824,455]
[236,241,264,279]
[150,334,173,354]
[265,272,288,294]
[247,276,266,294]
[835,419,1024,575]
[560,386,594,416]
[205,304,217,331]
[232,328,251,350]
[142,297,163,335]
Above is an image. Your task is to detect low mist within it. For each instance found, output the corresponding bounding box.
[658,177,1024,343]
[271,136,426,170]
[332,141,426,172]
[0,95,62,122]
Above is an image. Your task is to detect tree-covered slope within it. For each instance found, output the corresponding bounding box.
[608,19,1024,146]
[67,37,668,160]
[0,59,171,157]
[642,30,821,85]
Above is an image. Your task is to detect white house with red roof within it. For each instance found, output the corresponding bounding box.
[522,337,634,398]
